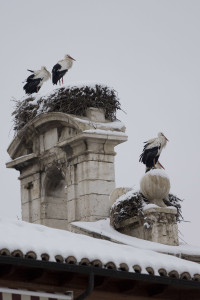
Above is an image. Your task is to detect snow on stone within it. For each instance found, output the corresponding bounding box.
[1,218,200,277]
[146,169,169,179]
[72,218,200,257]
[144,222,150,229]
[143,203,159,211]
[83,129,126,136]
[112,189,140,208]
[74,117,125,131]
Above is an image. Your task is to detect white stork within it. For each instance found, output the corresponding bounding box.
[139,132,169,172]
[52,54,76,85]
[23,66,51,95]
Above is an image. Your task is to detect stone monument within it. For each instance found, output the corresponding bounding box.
[110,169,179,246]
[7,108,127,231]
[140,169,178,245]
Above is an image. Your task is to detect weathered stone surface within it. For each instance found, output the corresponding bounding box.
[144,207,178,245]
[41,202,68,220]
[68,159,115,186]
[116,206,178,246]
[21,202,30,222]
[110,183,179,246]
[67,195,109,222]
[78,180,115,197]
[22,199,41,223]
[67,199,77,223]
[75,194,110,221]
[30,199,41,222]
[140,171,170,207]
[109,187,132,207]
[86,107,106,122]
[7,111,127,230]
[57,127,78,143]
[74,153,115,164]
[40,130,60,152]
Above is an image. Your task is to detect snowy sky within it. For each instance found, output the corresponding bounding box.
[1,0,200,247]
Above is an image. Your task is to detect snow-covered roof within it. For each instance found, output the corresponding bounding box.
[1,218,200,281]
[72,218,200,257]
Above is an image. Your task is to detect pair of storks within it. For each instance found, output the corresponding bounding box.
[23,54,75,95]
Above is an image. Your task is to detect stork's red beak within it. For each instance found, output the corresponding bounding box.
[68,55,76,61]
[165,136,169,142]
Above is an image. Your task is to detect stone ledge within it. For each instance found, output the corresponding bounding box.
[112,206,179,246]
[144,206,177,215]
[86,107,106,122]
[114,216,140,229]
[58,131,128,149]
[6,153,38,169]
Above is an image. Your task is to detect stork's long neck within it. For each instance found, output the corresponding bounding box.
[66,58,73,69]
[160,136,167,149]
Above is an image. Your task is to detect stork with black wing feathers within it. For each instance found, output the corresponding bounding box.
[52,54,76,85]
[139,132,169,172]
[23,66,51,95]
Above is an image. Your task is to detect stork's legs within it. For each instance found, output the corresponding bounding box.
[157,161,165,170]
[59,79,60,85]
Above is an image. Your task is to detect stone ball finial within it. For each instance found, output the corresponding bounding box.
[140,169,170,207]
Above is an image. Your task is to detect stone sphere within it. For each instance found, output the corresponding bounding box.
[109,187,132,207]
[140,169,170,206]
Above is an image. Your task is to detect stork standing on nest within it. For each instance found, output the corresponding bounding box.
[139,132,169,172]
[52,54,76,85]
[23,66,51,95]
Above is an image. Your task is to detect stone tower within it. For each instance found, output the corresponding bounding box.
[7,108,127,230]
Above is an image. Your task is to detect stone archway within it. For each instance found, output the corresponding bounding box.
[42,165,68,229]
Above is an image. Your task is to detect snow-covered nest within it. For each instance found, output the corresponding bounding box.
[110,189,183,228]
[12,83,121,131]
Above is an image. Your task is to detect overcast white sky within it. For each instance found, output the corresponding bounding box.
[1,0,200,247]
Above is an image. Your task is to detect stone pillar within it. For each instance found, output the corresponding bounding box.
[6,110,127,231]
[142,206,178,245]
[114,206,178,246]
[59,128,124,225]
[139,170,179,245]
[110,170,179,246]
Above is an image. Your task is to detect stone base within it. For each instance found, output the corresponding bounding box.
[116,206,179,246]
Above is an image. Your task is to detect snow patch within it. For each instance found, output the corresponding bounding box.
[143,203,159,211]
[1,218,200,277]
[112,189,140,208]
[83,129,126,136]
[147,169,169,179]
[72,218,200,257]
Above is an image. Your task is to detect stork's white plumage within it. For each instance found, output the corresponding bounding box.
[52,54,76,85]
[139,132,169,172]
[23,66,51,95]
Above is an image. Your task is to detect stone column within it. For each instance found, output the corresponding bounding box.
[7,110,127,231]
[110,170,179,246]
[59,130,125,225]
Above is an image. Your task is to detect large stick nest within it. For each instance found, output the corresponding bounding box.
[110,191,183,228]
[12,84,121,131]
